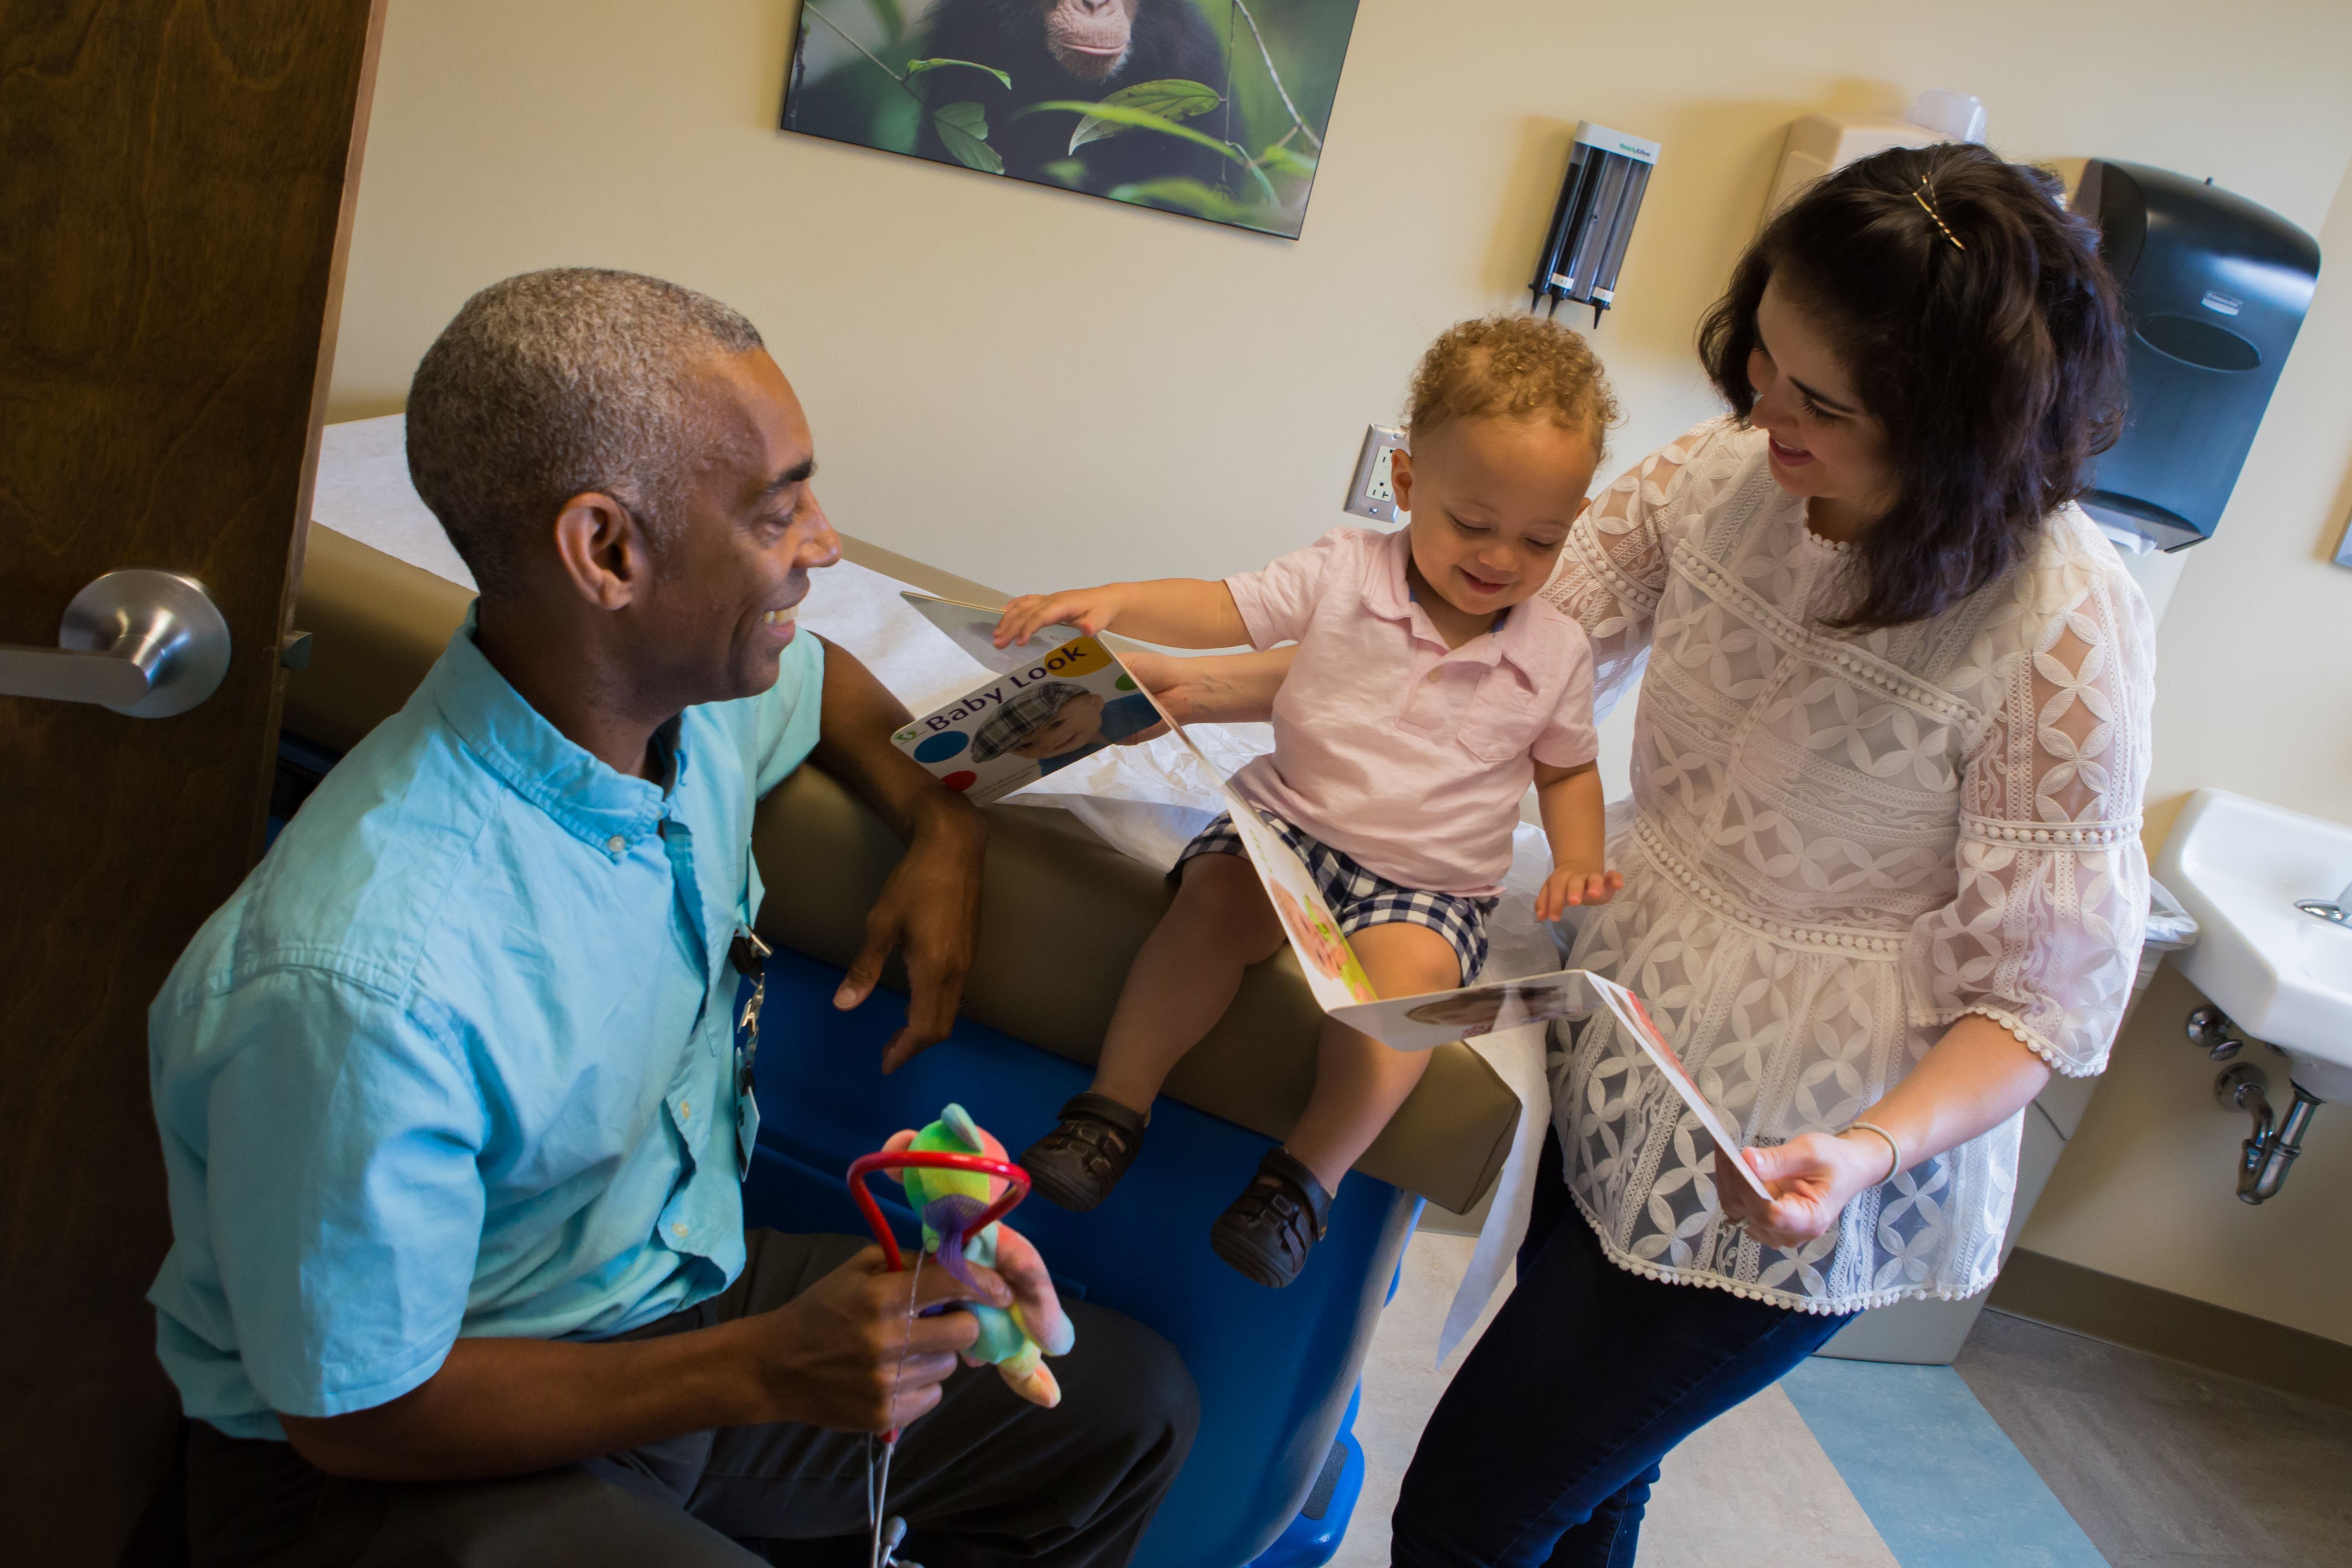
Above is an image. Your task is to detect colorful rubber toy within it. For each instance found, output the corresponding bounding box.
[882,1104,1076,1407]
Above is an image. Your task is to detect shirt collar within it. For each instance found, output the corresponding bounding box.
[426,603,675,855]
[1366,526,1551,674]
[1485,592,1563,682]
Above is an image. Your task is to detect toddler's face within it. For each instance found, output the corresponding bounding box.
[1011,691,1108,758]
[1392,414,1598,620]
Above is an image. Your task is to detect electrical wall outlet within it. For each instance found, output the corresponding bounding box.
[1343,425,1406,522]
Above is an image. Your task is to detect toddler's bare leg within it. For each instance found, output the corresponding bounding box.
[1284,921,1465,1194]
[1091,853,1285,1115]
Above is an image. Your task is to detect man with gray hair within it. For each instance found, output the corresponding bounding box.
[147,269,1195,1564]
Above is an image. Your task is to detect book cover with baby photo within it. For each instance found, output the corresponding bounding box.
[891,595,1163,807]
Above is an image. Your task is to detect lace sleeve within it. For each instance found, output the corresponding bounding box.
[1911,544,2158,1076]
[1542,422,1721,718]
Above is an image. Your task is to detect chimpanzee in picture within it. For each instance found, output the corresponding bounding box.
[911,0,1228,194]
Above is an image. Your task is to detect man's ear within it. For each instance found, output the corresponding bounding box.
[550,491,653,610]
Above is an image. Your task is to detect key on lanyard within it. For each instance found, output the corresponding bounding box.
[728,926,771,1089]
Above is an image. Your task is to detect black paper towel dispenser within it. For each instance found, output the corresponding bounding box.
[2073,161,2320,551]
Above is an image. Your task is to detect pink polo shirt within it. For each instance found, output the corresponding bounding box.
[1224,526,1598,898]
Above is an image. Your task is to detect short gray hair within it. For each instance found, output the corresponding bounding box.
[405,268,765,596]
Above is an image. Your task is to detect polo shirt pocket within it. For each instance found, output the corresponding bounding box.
[1457,677,1547,763]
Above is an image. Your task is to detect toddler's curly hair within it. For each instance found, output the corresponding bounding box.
[1405,314,1620,454]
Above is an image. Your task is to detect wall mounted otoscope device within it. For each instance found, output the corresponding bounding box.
[1529,121,1660,326]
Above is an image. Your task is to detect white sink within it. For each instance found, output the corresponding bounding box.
[2155,789,2352,1100]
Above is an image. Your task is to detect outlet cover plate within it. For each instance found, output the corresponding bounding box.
[1344,425,1406,523]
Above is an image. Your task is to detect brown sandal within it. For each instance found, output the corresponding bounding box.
[1211,1148,1332,1288]
[1018,1093,1148,1212]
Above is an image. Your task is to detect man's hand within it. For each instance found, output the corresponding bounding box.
[747,1243,1008,1432]
[835,797,985,1072]
[812,637,989,1073]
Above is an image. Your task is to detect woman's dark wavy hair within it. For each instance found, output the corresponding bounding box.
[1697,142,2127,629]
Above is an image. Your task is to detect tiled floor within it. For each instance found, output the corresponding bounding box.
[1337,1235,2352,1568]
[1954,1310,2352,1568]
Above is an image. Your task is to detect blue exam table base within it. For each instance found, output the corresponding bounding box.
[748,948,1412,1568]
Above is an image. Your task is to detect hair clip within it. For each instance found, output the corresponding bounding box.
[1913,176,1966,252]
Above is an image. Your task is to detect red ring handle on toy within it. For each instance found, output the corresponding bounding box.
[846,1150,1031,1272]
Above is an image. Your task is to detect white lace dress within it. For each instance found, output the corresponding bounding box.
[1541,418,2156,1313]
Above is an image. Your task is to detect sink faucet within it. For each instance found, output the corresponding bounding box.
[2297,877,2352,926]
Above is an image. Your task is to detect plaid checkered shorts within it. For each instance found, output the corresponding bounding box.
[1174,810,1497,984]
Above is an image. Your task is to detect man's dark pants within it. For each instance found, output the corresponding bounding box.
[186,1231,1199,1567]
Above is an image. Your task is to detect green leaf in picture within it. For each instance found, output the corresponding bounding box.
[1066,78,1222,151]
[1012,99,1245,166]
[1041,159,1088,187]
[1256,142,1317,179]
[932,101,1004,174]
[1235,156,1279,208]
[1108,177,1259,223]
[905,57,1014,90]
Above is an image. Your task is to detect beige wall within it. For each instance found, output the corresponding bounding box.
[327,0,2352,1334]
[2024,967,2352,1346]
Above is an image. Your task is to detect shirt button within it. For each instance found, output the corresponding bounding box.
[606,835,627,854]
[672,1223,689,1238]
[679,1100,691,1119]
[1426,669,1443,684]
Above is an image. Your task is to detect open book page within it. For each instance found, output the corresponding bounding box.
[900,591,1085,675]
[1585,974,1775,1203]
[1112,650,1380,1010]
[1328,971,1599,1052]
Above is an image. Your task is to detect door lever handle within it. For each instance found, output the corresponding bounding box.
[0,569,232,718]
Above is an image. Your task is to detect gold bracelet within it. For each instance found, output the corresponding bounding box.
[1843,1120,1903,1185]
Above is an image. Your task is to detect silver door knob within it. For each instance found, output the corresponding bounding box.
[0,569,232,718]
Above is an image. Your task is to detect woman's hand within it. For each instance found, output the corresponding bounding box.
[1535,865,1623,922]
[1109,646,1298,739]
[994,586,1127,648]
[1712,1131,1896,1250]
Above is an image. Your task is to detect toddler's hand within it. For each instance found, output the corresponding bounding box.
[995,587,1126,648]
[1536,865,1623,923]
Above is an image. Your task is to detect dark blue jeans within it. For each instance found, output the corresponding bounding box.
[1391,1133,1857,1567]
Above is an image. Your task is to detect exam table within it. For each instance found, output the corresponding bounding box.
[281,516,1522,1568]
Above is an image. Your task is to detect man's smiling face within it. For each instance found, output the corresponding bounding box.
[632,348,841,708]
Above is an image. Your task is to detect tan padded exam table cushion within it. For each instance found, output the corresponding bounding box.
[286,524,1521,1213]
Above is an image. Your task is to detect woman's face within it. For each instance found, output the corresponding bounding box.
[1746,278,1899,537]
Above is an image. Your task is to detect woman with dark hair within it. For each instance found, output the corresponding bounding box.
[1134,141,2156,1564]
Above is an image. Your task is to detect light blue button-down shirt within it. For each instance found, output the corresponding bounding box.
[147,610,824,1439]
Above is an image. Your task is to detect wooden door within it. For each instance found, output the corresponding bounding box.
[0,4,385,1560]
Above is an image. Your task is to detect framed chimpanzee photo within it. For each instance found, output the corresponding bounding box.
[781,1,1362,239]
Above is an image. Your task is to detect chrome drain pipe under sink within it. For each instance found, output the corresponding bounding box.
[2189,1007,2325,1203]
[2211,1058,2321,1204]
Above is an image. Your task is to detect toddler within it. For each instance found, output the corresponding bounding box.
[998,317,1623,1286]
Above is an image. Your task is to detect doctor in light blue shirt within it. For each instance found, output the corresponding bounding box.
[147,269,1193,1566]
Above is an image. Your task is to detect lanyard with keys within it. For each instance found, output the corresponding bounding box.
[728,926,771,1175]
